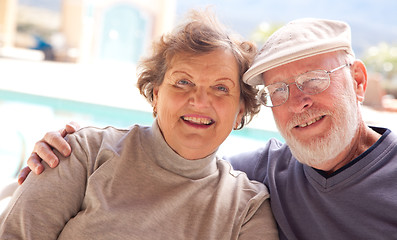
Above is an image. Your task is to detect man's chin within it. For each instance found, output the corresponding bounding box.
[286,137,335,166]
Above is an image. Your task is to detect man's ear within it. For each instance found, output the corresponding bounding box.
[351,60,368,103]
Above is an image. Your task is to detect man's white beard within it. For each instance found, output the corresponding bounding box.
[277,89,359,168]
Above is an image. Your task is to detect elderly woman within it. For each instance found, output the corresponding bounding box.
[0,10,278,239]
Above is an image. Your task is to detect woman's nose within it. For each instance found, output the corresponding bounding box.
[190,88,211,108]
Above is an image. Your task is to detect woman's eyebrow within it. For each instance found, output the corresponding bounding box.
[215,77,236,87]
[169,70,192,78]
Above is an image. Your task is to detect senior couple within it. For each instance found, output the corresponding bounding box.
[1,8,397,240]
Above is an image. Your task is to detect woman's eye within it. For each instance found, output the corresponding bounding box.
[175,79,192,87]
[177,79,190,85]
[214,85,229,93]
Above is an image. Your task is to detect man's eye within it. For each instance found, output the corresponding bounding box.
[270,86,286,97]
[301,77,326,88]
[306,77,324,83]
[273,87,285,93]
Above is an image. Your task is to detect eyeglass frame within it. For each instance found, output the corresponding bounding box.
[257,63,351,107]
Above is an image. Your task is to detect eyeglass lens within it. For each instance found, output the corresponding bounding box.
[259,70,330,107]
[258,63,350,107]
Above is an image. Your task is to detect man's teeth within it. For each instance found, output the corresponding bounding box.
[182,116,213,125]
[298,116,323,128]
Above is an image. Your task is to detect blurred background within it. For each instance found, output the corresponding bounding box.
[0,0,397,185]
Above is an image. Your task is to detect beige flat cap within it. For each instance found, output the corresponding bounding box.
[243,18,355,86]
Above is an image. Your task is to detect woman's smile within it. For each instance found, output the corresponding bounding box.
[181,115,215,127]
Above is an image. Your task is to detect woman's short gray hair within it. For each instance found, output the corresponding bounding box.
[137,9,260,129]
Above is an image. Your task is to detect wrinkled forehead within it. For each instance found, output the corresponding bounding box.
[166,49,240,82]
[167,47,232,65]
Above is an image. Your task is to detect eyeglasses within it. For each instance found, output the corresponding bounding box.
[257,63,351,107]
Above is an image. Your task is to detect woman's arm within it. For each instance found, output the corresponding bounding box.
[1,133,87,239]
[239,197,279,239]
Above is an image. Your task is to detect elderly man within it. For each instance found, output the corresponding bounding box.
[16,18,397,239]
[229,18,397,239]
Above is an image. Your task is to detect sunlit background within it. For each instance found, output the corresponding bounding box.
[1,0,397,189]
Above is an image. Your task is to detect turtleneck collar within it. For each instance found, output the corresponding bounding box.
[140,120,218,180]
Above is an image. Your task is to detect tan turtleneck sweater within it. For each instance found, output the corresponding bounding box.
[0,121,278,239]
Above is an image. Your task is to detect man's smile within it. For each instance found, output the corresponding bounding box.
[295,115,325,128]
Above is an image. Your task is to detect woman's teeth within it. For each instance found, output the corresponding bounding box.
[298,116,324,128]
[182,116,213,125]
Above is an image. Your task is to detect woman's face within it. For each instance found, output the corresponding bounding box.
[153,49,245,160]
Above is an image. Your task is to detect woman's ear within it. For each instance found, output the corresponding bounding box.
[152,86,159,115]
[234,101,246,130]
[153,86,159,103]
[351,60,368,103]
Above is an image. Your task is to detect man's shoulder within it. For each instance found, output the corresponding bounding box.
[226,138,287,163]
[224,138,290,182]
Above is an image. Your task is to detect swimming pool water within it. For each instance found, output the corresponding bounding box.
[0,89,283,180]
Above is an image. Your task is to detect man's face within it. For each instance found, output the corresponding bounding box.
[263,53,361,170]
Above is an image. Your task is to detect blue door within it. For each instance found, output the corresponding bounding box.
[100,4,148,63]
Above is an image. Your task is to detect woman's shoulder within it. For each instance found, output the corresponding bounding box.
[216,158,269,197]
[65,124,149,154]
[74,125,131,136]
[70,124,146,142]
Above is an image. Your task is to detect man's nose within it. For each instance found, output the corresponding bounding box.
[287,84,313,113]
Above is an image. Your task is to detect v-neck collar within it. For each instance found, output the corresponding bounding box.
[303,127,393,191]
